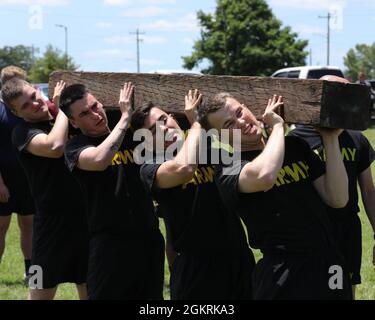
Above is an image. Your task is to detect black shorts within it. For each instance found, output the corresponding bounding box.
[252,247,352,300]
[329,213,362,285]
[170,247,255,300]
[87,228,165,300]
[0,167,35,216]
[31,210,89,289]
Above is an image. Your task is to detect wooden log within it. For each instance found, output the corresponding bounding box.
[49,71,372,130]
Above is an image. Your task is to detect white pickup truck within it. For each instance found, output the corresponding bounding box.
[270,66,344,79]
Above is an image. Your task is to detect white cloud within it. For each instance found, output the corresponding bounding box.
[0,0,68,5]
[104,35,167,44]
[141,13,199,32]
[96,22,113,28]
[84,49,133,59]
[122,6,167,18]
[268,0,346,10]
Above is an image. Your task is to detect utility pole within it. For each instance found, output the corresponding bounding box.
[319,12,331,66]
[31,45,36,69]
[130,29,145,73]
[56,24,68,69]
[309,48,312,66]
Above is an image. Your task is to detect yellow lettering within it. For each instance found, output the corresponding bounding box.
[194,168,205,184]
[347,148,357,162]
[201,166,215,183]
[182,177,198,189]
[341,148,350,161]
[284,163,307,182]
[298,161,309,177]
[313,149,324,161]
[276,168,287,186]
[119,150,134,165]
[112,153,122,165]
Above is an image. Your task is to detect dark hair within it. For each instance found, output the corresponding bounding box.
[130,101,155,131]
[198,92,232,130]
[60,84,89,118]
[1,78,30,111]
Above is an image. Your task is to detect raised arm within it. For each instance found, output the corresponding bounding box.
[239,95,285,193]
[52,80,65,108]
[313,129,349,208]
[155,89,202,189]
[77,83,134,171]
[26,81,68,158]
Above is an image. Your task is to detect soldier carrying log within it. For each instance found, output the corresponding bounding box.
[197,91,353,299]
[60,82,165,300]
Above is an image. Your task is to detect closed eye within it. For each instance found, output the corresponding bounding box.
[236,107,243,118]
[91,102,98,112]
[223,120,235,129]
[79,110,90,118]
[22,92,37,110]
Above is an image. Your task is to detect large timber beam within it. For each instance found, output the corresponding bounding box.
[49,71,372,130]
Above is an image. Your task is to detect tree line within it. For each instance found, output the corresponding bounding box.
[1,0,374,82]
[0,44,78,83]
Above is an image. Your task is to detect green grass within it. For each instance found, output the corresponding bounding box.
[1,128,374,300]
[0,219,171,300]
[357,126,375,300]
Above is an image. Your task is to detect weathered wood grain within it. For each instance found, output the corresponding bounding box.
[49,71,371,130]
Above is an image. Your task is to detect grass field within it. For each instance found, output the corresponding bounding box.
[0,128,374,300]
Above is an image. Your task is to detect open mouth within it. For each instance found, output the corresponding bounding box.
[96,118,104,126]
[165,130,181,144]
[33,105,42,113]
[243,123,258,136]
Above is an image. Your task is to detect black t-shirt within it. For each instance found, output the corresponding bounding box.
[12,121,84,214]
[215,136,334,254]
[65,130,159,237]
[289,125,375,217]
[140,160,248,254]
[0,100,24,169]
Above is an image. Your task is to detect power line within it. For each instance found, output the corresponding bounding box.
[130,29,145,73]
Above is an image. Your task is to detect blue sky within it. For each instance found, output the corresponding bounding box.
[0,0,374,75]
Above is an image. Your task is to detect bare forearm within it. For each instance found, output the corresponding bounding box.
[322,136,349,207]
[252,123,285,179]
[173,122,201,169]
[239,123,285,193]
[45,110,69,149]
[91,114,130,166]
[184,112,195,126]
